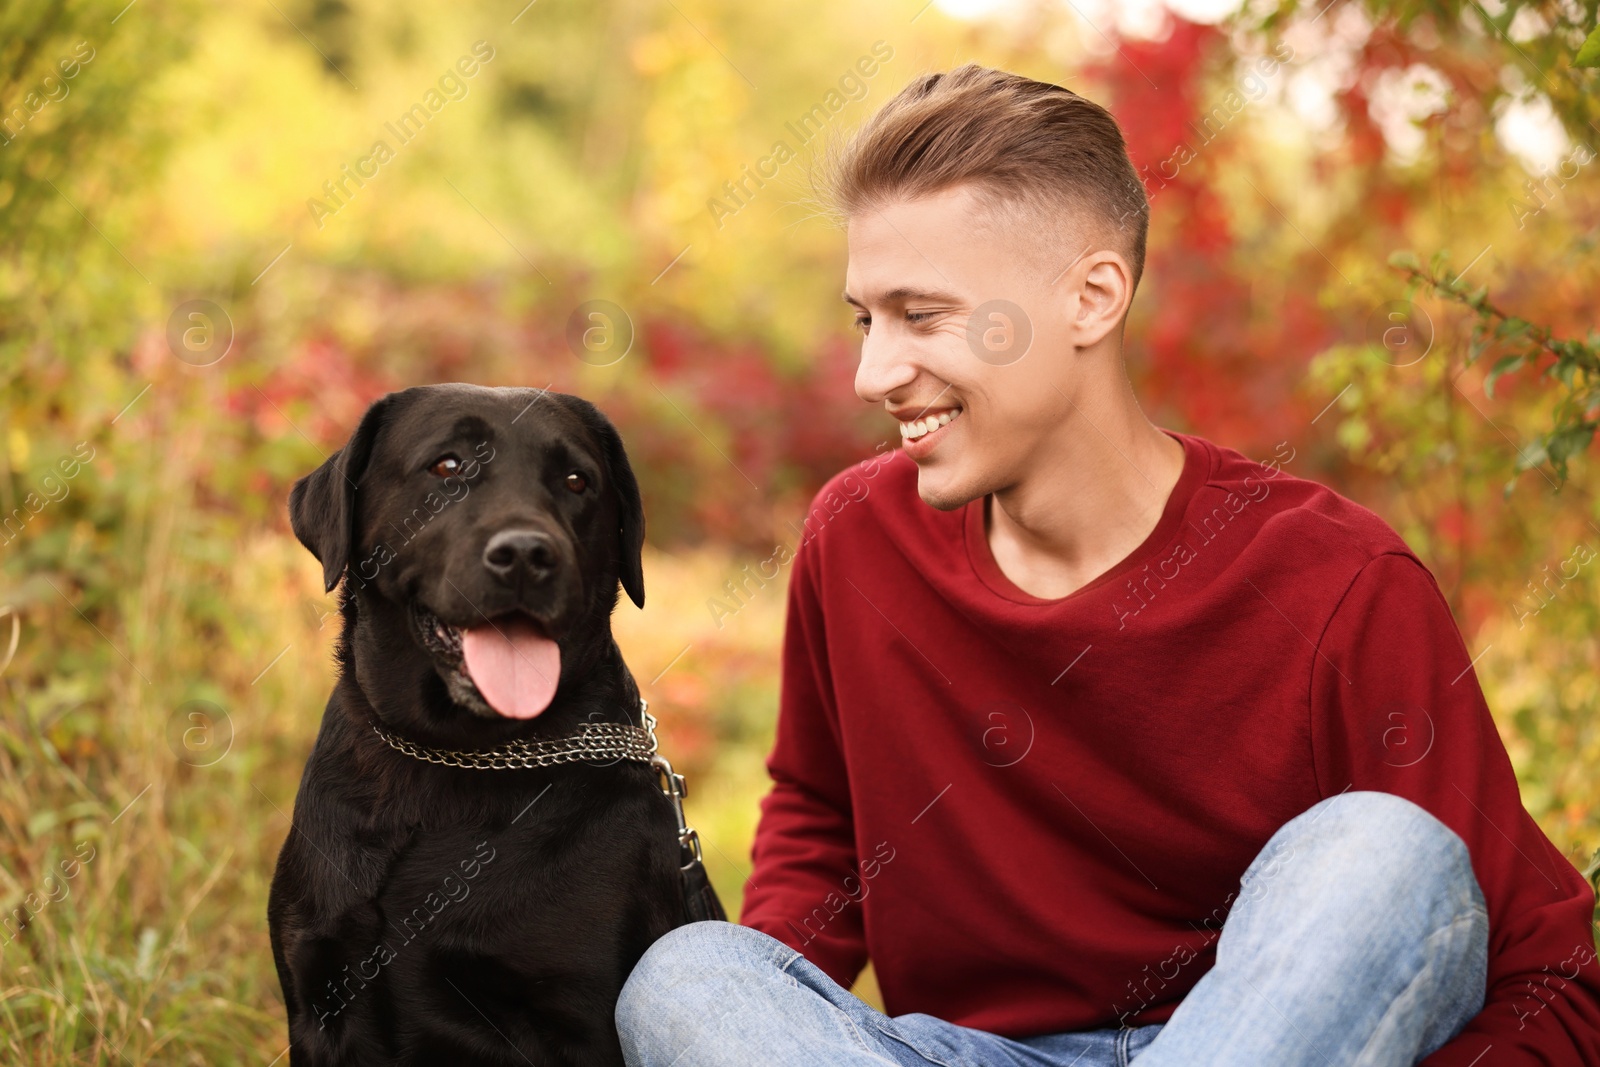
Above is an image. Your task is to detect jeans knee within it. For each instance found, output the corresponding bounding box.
[1249,791,1484,922]
[616,921,778,1035]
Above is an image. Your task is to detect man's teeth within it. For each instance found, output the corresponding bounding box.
[899,409,960,440]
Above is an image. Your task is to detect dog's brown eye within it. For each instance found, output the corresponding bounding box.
[565,472,588,494]
[428,455,462,477]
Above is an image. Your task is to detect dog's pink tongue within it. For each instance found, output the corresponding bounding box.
[461,616,561,719]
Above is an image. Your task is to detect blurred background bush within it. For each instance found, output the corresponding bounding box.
[1,0,1597,1060]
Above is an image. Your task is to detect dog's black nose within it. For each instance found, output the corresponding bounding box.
[483,529,559,584]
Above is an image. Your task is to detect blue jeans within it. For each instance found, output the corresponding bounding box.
[616,791,1489,1067]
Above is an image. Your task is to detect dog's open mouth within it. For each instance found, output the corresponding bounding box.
[413,606,561,720]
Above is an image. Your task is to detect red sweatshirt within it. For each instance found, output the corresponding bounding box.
[739,430,1600,1065]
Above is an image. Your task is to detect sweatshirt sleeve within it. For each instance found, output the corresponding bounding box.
[737,531,870,989]
[1310,551,1600,1066]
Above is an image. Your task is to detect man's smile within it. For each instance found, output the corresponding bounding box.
[893,405,964,457]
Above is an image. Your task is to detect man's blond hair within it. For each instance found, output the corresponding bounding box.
[818,63,1150,291]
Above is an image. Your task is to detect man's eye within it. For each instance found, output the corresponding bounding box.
[852,310,934,334]
[428,455,462,477]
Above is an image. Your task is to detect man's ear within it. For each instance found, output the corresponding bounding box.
[555,393,645,608]
[288,394,395,594]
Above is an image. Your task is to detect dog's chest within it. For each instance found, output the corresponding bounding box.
[362,780,678,978]
[285,768,681,1065]
[378,815,639,949]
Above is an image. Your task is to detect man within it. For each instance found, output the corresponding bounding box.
[616,64,1600,1066]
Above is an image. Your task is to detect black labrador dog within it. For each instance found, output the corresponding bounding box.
[270,384,711,1066]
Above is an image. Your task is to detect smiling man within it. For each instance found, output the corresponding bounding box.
[615,64,1600,1067]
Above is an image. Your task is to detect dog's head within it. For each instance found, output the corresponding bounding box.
[288,384,644,728]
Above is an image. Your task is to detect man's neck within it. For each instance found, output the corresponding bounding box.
[986,383,1187,600]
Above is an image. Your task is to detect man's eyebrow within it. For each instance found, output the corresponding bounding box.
[841,286,963,308]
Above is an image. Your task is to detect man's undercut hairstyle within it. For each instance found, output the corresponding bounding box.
[820,63,1150,292]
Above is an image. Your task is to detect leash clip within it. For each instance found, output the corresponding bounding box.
[649,750,704,871]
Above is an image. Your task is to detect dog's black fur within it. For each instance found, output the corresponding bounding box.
[269,384,689,1066]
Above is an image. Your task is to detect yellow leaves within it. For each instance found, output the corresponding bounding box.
[7,425,27,468]
[1335,414,1372,453]
[629,32,677,77]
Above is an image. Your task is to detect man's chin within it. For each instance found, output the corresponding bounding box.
[913,463,982,512]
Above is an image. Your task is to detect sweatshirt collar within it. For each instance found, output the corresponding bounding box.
[961,429,1212,607]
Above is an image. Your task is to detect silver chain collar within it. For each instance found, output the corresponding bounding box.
[371,699,659,771]
[370,698,705,871]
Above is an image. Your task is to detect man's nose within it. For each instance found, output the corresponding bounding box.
[483,529,559,585]
[853,331,919,404]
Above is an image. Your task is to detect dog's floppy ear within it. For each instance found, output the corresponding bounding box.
[288,394,395,594]
[555,393,645,609]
